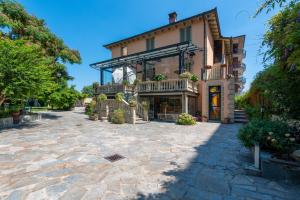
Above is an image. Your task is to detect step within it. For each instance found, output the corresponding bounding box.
[235,119,249,123]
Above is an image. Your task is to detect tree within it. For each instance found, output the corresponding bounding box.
[48,86,80,110]
[0,0,81,101]
[81,84,95,97]
[0,38,55,106]
[255,0,299,16]
[248,2,300,119]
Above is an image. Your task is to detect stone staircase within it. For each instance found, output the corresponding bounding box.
[234,110,248,123]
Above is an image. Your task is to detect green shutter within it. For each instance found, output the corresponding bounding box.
[186,26,192,41]
[180,28,185,42]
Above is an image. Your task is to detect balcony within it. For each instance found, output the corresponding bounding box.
[202,66,226,81]
[137,79,198,93]
[96,79,199,95]
[233,49,246,58]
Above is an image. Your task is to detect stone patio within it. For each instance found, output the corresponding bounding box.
[0,108,299,200]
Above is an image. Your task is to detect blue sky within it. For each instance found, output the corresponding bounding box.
[17,0,279,91]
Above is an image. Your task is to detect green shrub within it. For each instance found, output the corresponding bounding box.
[133,79,140,86]
[179,72,192,79]
[141,101,150,111]
[85,100,96,116]
[153,74,167,81]
[238,119,297,154]
[190,74,199,82]
[97,94,107,102]
[234,93,249,110]
[244,105,261,120]
[176,113,196,125]
[122,80,129,86]
[129,99,137,107]
[115,92,125,102]
[111,109,125,124]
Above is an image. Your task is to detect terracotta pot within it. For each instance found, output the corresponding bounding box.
[12,111,21,124]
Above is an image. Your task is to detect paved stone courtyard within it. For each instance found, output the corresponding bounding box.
[0,108,299,200]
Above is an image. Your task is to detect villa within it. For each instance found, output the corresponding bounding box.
[90,8,246,123]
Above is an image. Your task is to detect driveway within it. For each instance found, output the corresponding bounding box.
[0,108,299,200]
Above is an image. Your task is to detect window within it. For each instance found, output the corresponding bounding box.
[233,43,239,54]
[180,26,192,42]
[146,37,155,50]
[121,46,128,56]
[214,40,223,63]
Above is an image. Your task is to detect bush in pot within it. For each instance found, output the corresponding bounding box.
[115,93,125,102]
[111,109,125,124]
[153,74,167,81]
[97,94,107,102]
[176,113,196,125]
[179,72,192,79]
[129,99,137,107]
[190,74,199,82]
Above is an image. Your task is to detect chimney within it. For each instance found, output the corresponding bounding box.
[168,12,177,24]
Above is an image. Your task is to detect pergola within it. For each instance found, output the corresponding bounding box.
[90,41,203,85]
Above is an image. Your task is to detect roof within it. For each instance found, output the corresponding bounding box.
[103,8,221,49]
[91,41,202,70]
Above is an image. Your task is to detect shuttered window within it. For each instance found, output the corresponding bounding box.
[180,26,192,42]
[146,37,155,50]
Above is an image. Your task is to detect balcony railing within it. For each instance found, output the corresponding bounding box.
[96,84,134,94]
[202,66,226,81]
[137,79,198,93]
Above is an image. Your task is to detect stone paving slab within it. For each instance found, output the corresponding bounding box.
[0,108,299,200]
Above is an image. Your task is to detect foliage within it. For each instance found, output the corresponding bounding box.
[179,72,199,82]
[122,80,129,86]
[81,85,94,97]
[0,0,81,104]
[48,86,79,110]
[234,92,250,110]
[0,38,54,106]
[129,99,137,107]
[141,101,150,111]
[0,0,81,65]
[244,105,262,120]
[190,74,199,82]
[97,94,107,102]
[115,92,124,102]
[255,0,299,16]
[238,119,298,154]
[85,100,96,116]
[153,74,167,81]
[262,2,300,70]
[247,2,300,120]
[92,82,99,89]
[176,113,196,125]
[111,109,125,124]
[179,72,192,79]
[133,79,140,86]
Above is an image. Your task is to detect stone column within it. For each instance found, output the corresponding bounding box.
[143,109,149,121]
[130,107,136,125]
[182,93,188,113]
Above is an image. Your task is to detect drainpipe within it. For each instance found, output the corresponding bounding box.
[203,16,207,68]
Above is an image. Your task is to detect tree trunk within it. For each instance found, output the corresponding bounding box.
[0,93,5,106]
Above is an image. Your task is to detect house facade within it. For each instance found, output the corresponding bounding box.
[90,8,246,123]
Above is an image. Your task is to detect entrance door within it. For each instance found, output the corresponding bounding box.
[209,86,221,121]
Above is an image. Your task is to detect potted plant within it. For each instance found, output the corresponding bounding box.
[190,74,199,82]
[129,99,137,107]
[122,80,129,86]
[89,112,98,121]
[153,74,167,81]
[141,101,150,121]
[11,105,22,124]
[179,72,192,79]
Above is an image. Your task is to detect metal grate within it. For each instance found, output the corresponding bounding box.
[104,154,125,162]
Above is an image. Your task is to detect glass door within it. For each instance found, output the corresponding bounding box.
[209,86,221,121]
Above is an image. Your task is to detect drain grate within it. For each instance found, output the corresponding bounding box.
[104,154,125,162]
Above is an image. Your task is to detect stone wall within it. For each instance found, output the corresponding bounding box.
[0,114,42,129]
[96,99,136,124]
